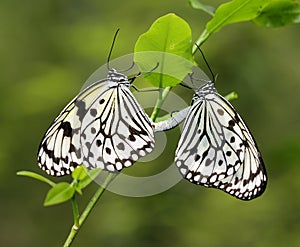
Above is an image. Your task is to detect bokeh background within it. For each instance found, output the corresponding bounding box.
[1,0,300,246]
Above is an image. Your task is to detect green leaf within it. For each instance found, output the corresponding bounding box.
[44,182,75,206]
[78,168,102,190]
[254,0,300,27]
[189,0,215,16]
[74,187,83,195]
[17,171,56,187]
[195,0,269,47]
[134,13,194,87]
[72,165,88,181]
[206,0,267,33]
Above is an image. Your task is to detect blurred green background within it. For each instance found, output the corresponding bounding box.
[1,0,300,246]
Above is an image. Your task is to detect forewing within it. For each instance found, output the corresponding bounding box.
[80,86,155,172]
[175,93,267,200]
[37,79,109,176]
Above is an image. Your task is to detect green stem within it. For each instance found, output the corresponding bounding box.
[63,173,116,247]
[71,195,79,227]
[150,86,171,121]
[225,91,238,101]
[192,29,211,54]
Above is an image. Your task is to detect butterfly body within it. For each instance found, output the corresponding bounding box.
[38,69,155,176]
[175,81,267,200]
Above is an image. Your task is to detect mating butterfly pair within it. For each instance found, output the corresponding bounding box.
[37,64,267,200]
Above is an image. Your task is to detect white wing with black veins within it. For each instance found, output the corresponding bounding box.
[80,84,155,172]
[38,69,155,176]
[175,82,267,200]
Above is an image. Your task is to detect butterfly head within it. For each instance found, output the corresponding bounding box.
[192,81,216,102]
[107,68,130,86]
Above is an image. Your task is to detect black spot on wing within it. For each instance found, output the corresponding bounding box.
[96,139,102,147]
[60,122,72,137]
[129,135,136,142]
[217,109,224,115]
[228,120,235,130]
[105,147,111,155]
[90,108,97,117]
[75,100,87,121]
[194,154,200,162]
[117,142,125,151]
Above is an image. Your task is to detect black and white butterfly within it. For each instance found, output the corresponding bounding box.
[174,81,267,200]
[38,68,155,176]
[38,31,155,176]
[154,55,267,200]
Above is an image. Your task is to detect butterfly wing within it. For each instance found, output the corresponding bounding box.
[175,84,267,200]
[38,78,109,176]
[80,85,155,172]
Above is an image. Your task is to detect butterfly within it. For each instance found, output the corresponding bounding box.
[170,79,267,200]
[37,67,156,176]
[153,46,267,200]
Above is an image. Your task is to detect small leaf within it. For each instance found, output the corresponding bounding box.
[189,0,215,16]
[72,165,88,181]
[74,186,83,195]
[44,182,75,206]
[194,0,299,46]
[78,168,102,190]
[134,13,194,87]
[254,0,300,27]
[206,0,268,33]
[17,171,56,187]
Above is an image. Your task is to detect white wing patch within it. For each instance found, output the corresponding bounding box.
[175,82,267,200]
[38,69,155,176]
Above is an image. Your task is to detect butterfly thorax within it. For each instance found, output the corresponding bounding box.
[192,81,216,102]
[107,68,130,87]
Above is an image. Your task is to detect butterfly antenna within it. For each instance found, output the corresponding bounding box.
[179,82,193,90]
[194,43,215,83]
[107,28,120,70]
[129,62,158,86]
[145,62,159,74]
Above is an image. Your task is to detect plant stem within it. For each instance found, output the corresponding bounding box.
[225,91,238,101]
[193,29,211,54]
[150,86,171,121]
[63,173,116,247]
[71,195,79,227]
